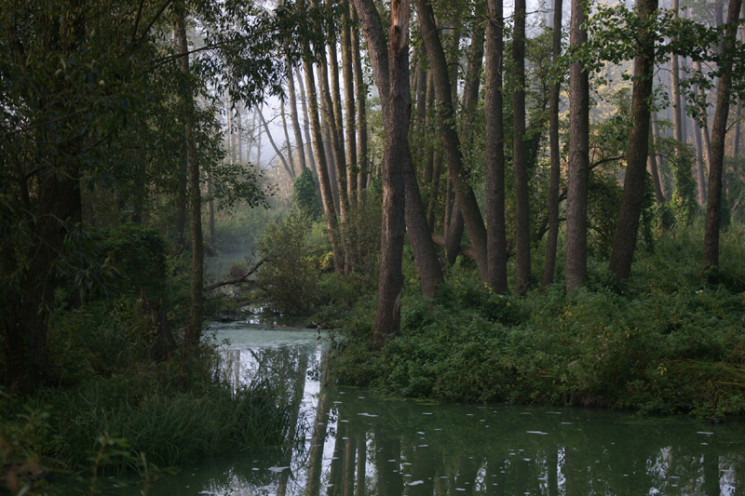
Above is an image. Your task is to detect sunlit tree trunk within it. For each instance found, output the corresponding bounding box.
[542,0,564,289]
[565,0,590,291]
[609,0,658,282]
[704,0,743,268]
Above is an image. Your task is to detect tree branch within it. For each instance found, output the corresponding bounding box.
[204,258,266,291]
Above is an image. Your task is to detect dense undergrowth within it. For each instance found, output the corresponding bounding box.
[329,224,745,419]
[0,228,291,495]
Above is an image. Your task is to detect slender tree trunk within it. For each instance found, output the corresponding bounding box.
[648,112,665,203]
[693,113,707,204]
[351,4,368,199]
[314,2,350,227]
[297,66,317,174]
[486,0,508,293]
[513,0,532,293]
[704,0,743,268]
[416,0,488,279]
[565,0,590,291]
[651,115,668,199]
[609,0,657,282]
[287,63,307,172]
[341,5,358,203]
[176,6,203,349]
[299,1,344,271]
[280,97,296,175]
[542,0,564,289]
[259,108,294,179]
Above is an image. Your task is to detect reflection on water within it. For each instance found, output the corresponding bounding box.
[121,323,745,496]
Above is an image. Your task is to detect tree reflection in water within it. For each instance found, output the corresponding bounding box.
[128,327,745,495]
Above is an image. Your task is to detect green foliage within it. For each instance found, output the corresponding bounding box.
[331,225,745,418]
[256,211,320,315]
[1,300,291,489]
[292,169,323,220]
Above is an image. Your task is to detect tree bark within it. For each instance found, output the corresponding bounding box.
[351,4,369,198]
[565,0,590,291]
[299,0,344,271]
[353,0,443,300]
[415,0,488,280]
[297,66,317,174]
[704,0,743,268]
[373,0,409,342]
[341,5,358,203]
[513,0,532,293]
[485,0,509,293]
[609,0,657,282]
[287,63,307,171]
[542,0,564,289]
[176,6,204,349]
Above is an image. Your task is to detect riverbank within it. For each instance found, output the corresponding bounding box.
[0,306,291,495]
[329,227,745,419]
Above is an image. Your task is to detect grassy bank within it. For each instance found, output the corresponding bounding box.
[0,301,290,495]
[329,225,745,418]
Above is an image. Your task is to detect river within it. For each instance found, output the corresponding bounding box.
[117,322,745,495]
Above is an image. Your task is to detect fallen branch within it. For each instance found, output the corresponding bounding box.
[204,258,266,291]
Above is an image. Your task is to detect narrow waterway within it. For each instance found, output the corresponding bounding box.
[119,322,745,495]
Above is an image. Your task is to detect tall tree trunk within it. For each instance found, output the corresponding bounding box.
[299,0,344,271]
[415,0,488,280]
[373,0,409,342]
[565,0,590,291]
[287,63,308,172]
[341,5,358,203]
[651,114,668,199]
[353,0,443,299]
[176,6,203,349]
[609,0,657,282]
[542,0,564,289]
[314,1,350,227]
[704,0,743,268]
[297,66,317,174]
[173,27,188,249]
[351,4,368,199]
[513,0,532,293]
[693,59,712,204]
[486,0,508,293]
[446,5,486,267]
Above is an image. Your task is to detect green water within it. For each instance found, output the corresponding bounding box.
[114,323,745,495]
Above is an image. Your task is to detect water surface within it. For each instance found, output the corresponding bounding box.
[118,322,745,495]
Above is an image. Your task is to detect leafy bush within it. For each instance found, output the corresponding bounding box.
[256,211,320,315]
[330,224,745,418]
